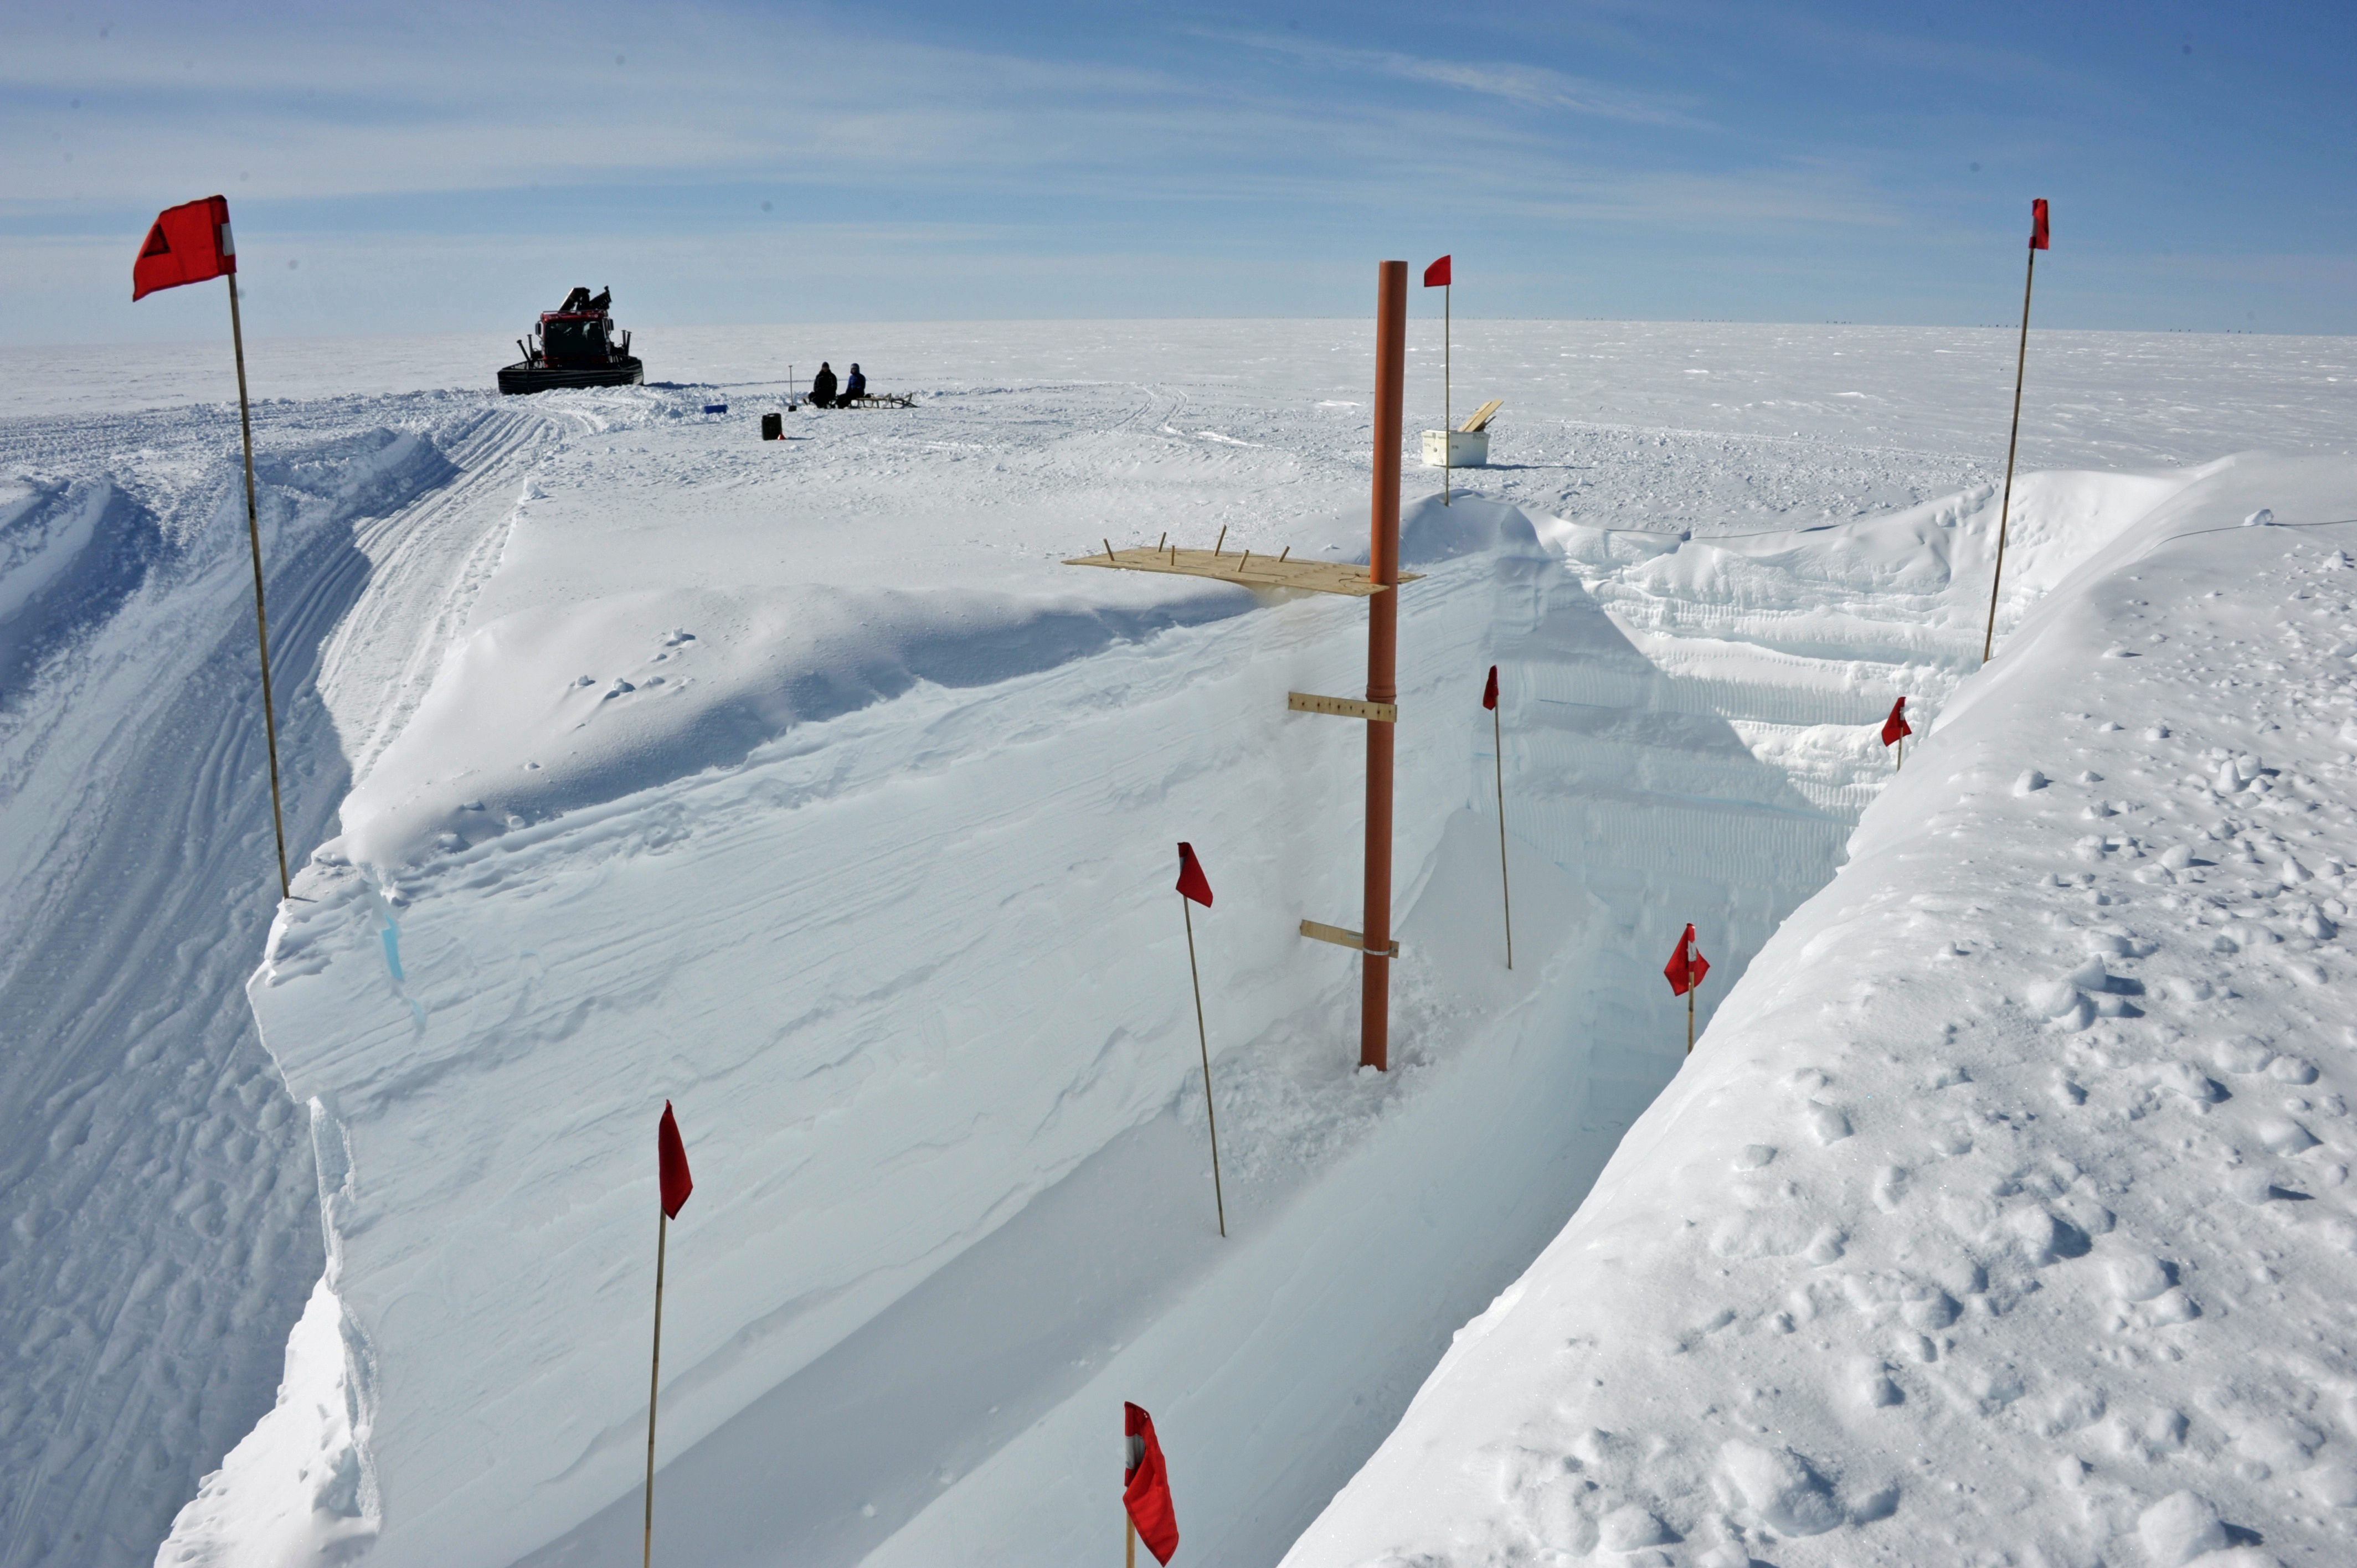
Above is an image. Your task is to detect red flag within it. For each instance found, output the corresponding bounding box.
[657,1101,693,1219]
[1664,924,1708,997]
[2030,198,2050,251]
[133,196,236,301]
[1123,1402,1180,1565]
[1880,695,1912,747]
[1481,664,1499,711]
[1175,843,1212,907]
[1423,254,1451,288]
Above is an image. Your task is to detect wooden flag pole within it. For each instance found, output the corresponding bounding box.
[1442,279,1452,508]
[1181,896,1227,1237]
[1126,1515,1137,1568]
[227,274,292,900]
[642,1209,668,1568]
[1981,245,2039,666]
[1686,983,1696,1056]
[1493,700,1511,969]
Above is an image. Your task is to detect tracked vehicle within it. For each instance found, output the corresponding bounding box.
[498,286,644,394]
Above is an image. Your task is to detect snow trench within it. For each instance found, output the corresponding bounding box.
[179,435,2175,1567]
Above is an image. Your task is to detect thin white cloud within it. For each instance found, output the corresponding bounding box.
[1208,30,1710,129]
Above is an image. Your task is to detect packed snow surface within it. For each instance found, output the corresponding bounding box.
[0,319,2350,1568]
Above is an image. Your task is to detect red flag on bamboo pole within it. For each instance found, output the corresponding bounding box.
[1983,199,2050,666]
[1123,1402,1180,1565]
[1666,925,1708,1055]
[1664,925,1708,997]
[1482,664,1499,710]
[657,1102,693,1218]
[1172,845,1226,1235]
[644,1101,693,1568]
[1880,696,1912,747]
[1422,255,1451,287]
[132,194,291,902]
[133,196,236,300]
[1175,842,1213,907]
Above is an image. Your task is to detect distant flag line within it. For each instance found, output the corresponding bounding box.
[133,195,294,900]
[1984,197,2051,665]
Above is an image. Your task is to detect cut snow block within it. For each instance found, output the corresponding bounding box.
[1421,429,1490,468]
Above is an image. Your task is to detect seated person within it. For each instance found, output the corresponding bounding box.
[807,362,838,408]
[842,363,867,402]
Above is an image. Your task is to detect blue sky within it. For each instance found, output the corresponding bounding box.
[8,0,2355,342]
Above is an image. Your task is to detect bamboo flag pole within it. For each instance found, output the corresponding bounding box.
[1126,1516,1137,1568]
[1484,666,1511,969]
[642,1208,668,1568]
[131,200,289,900]
[1686,983,1696,1056]
[645,1103,693,1568]
[1982,199,2049,666]
[227,274,292,900]
[1181,895,1227,1239]
[1443,276,1452,508]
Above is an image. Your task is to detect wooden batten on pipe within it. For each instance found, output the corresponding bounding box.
[1362,261,1407,1072]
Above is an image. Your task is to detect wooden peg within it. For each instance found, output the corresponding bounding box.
[1104,538,1115,562]
[1214,525,1227,556]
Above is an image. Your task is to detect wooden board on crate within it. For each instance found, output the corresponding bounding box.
[1063,545,1421,598]
[1457,398,1503,434]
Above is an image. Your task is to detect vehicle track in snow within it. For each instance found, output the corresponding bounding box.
[0,393,559,1568]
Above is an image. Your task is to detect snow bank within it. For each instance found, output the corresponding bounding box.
[1282,452,2357,1567]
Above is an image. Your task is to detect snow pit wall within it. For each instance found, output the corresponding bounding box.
[1279,452,2357,1567]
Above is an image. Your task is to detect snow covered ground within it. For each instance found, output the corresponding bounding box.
[1282,453,2357,1568]
[0,318,2349,1568]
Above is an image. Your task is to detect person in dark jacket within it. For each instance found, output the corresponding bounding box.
[808,362,838,408]
[842,363,867,403]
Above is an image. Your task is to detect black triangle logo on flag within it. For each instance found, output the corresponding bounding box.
[141,223,171,257]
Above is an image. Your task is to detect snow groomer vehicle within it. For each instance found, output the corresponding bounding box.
[498,286,645,393]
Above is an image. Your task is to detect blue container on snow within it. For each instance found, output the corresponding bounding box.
[703,403,728,415]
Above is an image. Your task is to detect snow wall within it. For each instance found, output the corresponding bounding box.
[1282,452,2357,1567]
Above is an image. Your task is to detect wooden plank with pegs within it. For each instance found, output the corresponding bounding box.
[1457,398,1503,434]
[1063,546,1421,599]
[1288,691,1397,724]
[1300,919,1399,958]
